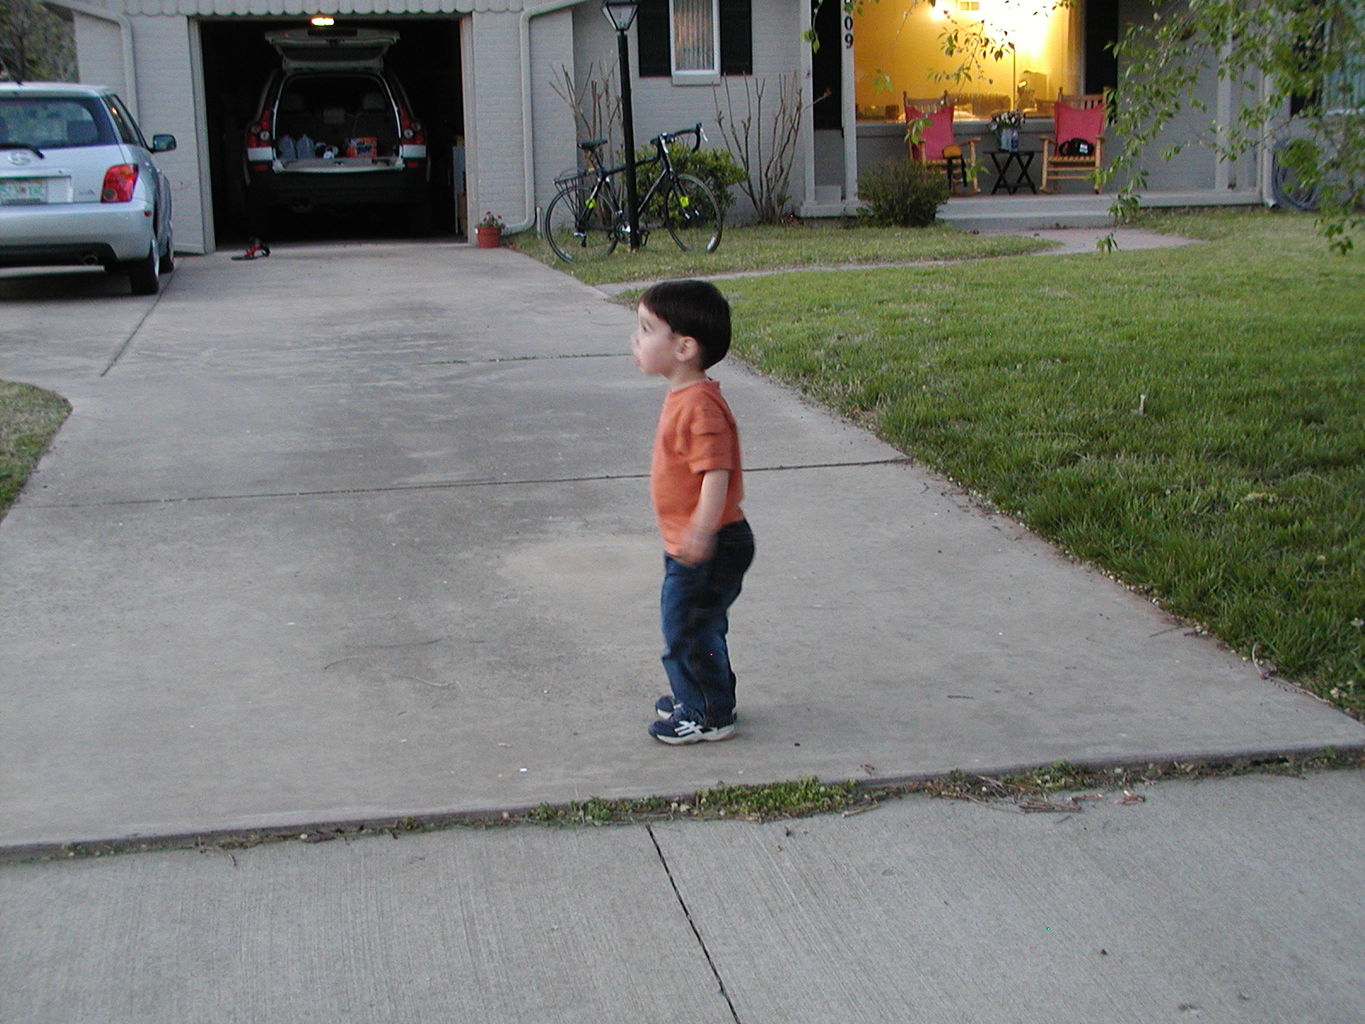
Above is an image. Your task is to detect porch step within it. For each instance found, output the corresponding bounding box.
[937,194,1116,231]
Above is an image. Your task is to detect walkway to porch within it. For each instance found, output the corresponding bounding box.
[800,189,1264,231]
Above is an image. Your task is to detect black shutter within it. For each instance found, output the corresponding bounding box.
[720,0,752,76]
[637,0,670,78]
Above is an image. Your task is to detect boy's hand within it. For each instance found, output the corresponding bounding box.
[676,469,730,565]
[676,525,717,567]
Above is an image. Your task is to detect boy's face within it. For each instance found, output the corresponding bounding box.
[631,302,688,378]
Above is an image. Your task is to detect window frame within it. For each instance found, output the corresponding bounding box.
[668,0,722,85]
[637,0,750,81]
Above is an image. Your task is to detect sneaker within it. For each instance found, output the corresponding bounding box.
[656,695,738,723]
[649,714,735,745]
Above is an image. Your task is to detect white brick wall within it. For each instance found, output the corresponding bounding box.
[465,11,528,228]
[562,0,809,222]
[72,13,130,104]
[129,15,210,253]
[529,8,577,219]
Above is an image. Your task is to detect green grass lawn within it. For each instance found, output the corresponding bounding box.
[0,381,69,522]
[708,210,1363,714]
[510,220,1052,285]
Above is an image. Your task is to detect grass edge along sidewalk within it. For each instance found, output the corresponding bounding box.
[12,748,1363,863]
[711,209,1362,718]
[510,221,1053,285]
[0,381,69,522]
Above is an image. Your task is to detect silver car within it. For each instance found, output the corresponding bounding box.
[0,82,177,295]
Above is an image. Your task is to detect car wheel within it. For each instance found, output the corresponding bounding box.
[126,241,161,295]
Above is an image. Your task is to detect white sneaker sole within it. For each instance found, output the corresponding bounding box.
[653,722,736,745]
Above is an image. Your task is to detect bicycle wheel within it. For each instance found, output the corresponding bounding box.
[662,174,722,253]
[544,183,618,262]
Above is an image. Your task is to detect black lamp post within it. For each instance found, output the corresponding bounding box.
[601,0,640,250]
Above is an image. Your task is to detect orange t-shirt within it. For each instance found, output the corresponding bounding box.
[651,379,746,557]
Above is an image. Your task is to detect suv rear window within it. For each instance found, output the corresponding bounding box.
[0,96,117,149]
[275,74,399,157]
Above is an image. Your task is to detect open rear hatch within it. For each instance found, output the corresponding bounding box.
[266,28,398,71]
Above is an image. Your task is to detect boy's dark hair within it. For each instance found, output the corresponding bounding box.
[640,279,731,369]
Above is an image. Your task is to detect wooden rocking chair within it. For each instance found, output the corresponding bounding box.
[1040,92,1106,193]
[904,93,979,195]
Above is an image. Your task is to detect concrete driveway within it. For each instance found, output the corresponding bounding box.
[1,242,1360,854]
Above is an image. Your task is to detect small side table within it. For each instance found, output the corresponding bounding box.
[989,150,1038,195]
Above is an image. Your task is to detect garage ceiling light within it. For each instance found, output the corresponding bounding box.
[310,15,336,27]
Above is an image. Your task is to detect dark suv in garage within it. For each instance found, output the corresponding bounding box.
[244,27,429,220]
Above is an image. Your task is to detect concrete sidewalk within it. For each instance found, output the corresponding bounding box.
[4,770,1362,1022]
[0,238,1360,855]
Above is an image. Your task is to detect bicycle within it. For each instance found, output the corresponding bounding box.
[543,123,722,263]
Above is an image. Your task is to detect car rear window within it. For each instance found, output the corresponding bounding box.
[0,96,118,150]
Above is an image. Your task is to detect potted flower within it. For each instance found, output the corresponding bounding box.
[474,211,504,248]
[990,110,1025,152]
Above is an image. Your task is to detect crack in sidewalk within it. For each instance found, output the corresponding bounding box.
[99,275,174,377]
[648,824,743,1024]
[23,458,914,511]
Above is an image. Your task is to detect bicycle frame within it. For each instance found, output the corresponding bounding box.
[545,122,718,261]
[577,124,704,238]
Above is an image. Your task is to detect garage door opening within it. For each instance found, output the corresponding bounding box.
[199,17,464,248]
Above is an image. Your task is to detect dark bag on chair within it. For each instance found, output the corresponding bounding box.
[1059,137,1094,157]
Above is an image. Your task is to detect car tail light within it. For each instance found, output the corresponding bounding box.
[101,164,139,202]
[247,111,273,147]
[399,108,425,145]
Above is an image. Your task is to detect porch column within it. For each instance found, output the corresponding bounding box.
[800,0,815,210]
[842,6,857,202]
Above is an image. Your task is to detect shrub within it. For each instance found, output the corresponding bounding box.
[857,159,950,227]
[636,144,746,219]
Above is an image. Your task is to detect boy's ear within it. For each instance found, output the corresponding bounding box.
[674,334,702,364]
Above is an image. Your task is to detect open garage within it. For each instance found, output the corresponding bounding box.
[198,17,465,247]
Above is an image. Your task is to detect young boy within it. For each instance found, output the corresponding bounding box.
[631,280,755,744]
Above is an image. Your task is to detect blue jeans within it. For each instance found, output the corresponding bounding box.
[660,520,755,727]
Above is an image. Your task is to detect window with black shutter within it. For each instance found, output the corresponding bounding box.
[637,0,751,79]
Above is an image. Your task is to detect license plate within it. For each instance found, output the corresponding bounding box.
[0,178,46,204]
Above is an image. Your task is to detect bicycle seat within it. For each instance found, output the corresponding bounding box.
[579,138,606,152]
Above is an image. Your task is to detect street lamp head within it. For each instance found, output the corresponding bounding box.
[601,0,639,32]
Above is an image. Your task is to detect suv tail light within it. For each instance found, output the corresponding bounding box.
[399,108,425,146]
[246,109,276,172]
[101,164,139,202]
[399,107,426,167]
[247,110,274,147]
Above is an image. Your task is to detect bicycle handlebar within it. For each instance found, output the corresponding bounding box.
[652,123,706,153]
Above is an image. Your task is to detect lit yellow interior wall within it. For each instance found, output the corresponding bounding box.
[853,0,1078,120]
